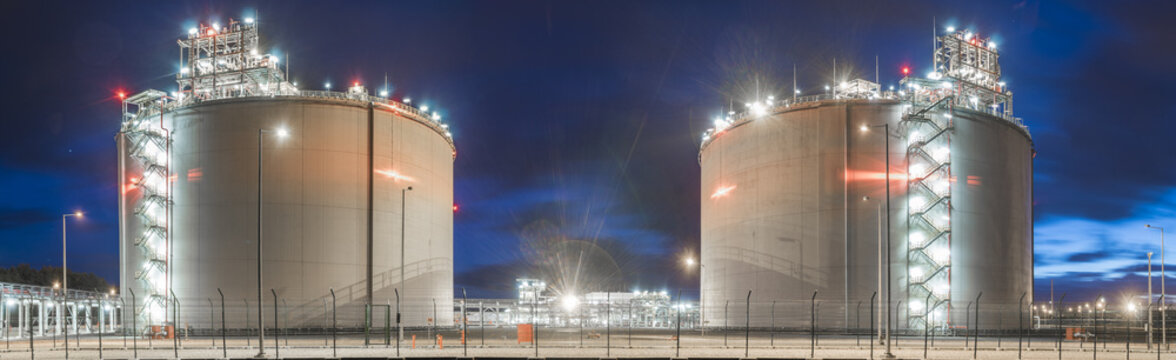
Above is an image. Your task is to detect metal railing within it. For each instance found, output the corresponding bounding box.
[4,290,1166,360]
[124,88,455,153]
[700,90,1029,154]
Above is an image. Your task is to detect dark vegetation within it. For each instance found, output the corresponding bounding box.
[0,264,112,291]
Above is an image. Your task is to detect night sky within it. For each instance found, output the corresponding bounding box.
[2,1,1174,303]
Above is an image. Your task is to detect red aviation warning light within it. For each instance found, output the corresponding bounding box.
[901,67,911,76]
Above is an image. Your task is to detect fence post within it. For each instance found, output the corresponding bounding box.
[1020,292,1026,359]
[130,289,137,360]
[385,301,391,347]
[745,291,752,358]
[462,288,468,357]
[576,301,580,348]
[245,298,250,347]
[365,303,371,346]
[811,291,818,359]
[1157,295,1165,360]
[924,292,932,359]
[29,296,34,360]
[676,289,682,358]
[171,290,180,359]
[322,298,328,347]
[770,300,776,347]
[967,301,973,349]
[974,292,982,360]
[1,291,5,351]
[432,298,438,347]
[533,299,539,358]
[481,300,485,347]
[207,298,214,348]
[871,291,877,359]
[330,288,337,358]
[894,300,902,347]
[395,288,400,358]
[270,289,279,358]
[606,292,611,357]
[284,299,289,347]
[724,300,729,347]
[857,300,862,347]
[120,298,127,349]
[217,289,226,359]
[97,298,103,360]
[1058,294,1067,360]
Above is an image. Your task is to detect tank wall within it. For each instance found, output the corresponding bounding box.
[949,109,1034,322]
[699,101,909,328]
[699,101,1033,330]
[120,98,453,327]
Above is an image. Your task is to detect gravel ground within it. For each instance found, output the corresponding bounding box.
[0,329,1166,359]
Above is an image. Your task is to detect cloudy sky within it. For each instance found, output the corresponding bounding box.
[1,0,1173,302]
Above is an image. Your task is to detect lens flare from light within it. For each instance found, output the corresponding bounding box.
[710,185,736,199]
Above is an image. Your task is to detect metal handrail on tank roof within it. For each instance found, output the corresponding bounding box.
[698,92,902,154]
[698,89,1029,158]
[124,89,456,154]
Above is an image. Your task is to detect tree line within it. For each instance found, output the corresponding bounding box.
[0,264,112,292]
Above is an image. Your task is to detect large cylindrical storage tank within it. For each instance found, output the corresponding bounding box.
[947,108,1034,327]
[118,95,454,328]
[699,98,1032,330]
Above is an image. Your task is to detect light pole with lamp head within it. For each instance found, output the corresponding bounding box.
[861,123,892,358]
[1148,224,1166,350]
[255,127,288,357]
[61,211,82,354]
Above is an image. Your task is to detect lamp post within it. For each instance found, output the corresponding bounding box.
[861,123,892,358]
[256,127,288,357]
[61,211,81,356]
[399,186,413,343]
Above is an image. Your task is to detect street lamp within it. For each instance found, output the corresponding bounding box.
[1148,224,1166,350]
[399,186,413,343]
[62,211,81,353]
[255,127,288,357]
[860,123,893,358]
